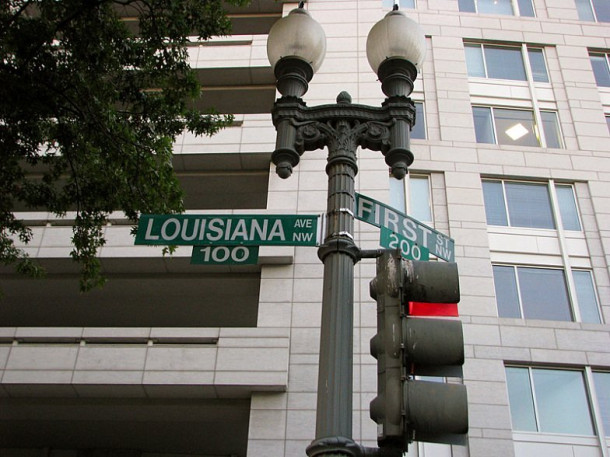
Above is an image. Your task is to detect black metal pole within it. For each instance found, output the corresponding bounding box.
[315,117,360,442]
[270,60,417,457]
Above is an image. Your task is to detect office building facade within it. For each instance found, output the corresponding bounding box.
[1,0,609,456]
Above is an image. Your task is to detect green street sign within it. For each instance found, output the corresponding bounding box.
[380,228,430,261]
[355,192,455,262]
[191,245,259,265]
[135,214,319,246]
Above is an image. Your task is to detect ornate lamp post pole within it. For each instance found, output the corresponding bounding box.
[266,6,426,456]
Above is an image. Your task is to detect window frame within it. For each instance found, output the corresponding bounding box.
[389,174,433,224]
[412,101,427,140]
[482,179,581,231]
[465,43,549,83]
[473,106,563,148]
[492,264,602,323]
[505,366,597,436]
[458,0,535,16]
[382,0,416,8]
[576,0,610,22]
[572,269,603,324]
[592,370,610,437]
[492,264,574,322]
[590,52,610,87]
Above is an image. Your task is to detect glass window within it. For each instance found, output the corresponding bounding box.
[590,53,610,87]
[493,266,572,321]
[592,0,610,21]
[459,0,535,16]
[485,46,526,80]
[505,182,555,229]
[483,181,583,231]
[465,43,548,82]
[506,367,595,436]
[465,44,486,78]
[517,0,536,16]
[494,108,538,147]
[577,0,597,20]
[412,102,426,140]
[478,0,514,15]
[528,48,549,82]
[409,175,432,222]
[533,369,595,435]
[389,176,406,211]
[483,180,556,229]
[493,265,521,318]
[473,107,496,143]
[541,111,563,148]
[555,185,581,231]
[506,367,537,431]
[458,0,477,12]
[389,175,432,223]
[573,270,602,323]
[493,264,600,323]
[382,0,415,7]
[473,107,562,148]
[518,267,572,321]
[606,115,610,132]
[593,371,610,436]
[482,181,508,226]
[577,0,610,22]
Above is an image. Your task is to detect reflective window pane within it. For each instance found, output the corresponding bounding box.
[477,0,513,15]
[473,107,495,143]
[482,180,508,226]
[506,367,537,431]
[494,108,539,147]
[592,0,610,21]
[541,111,563,148]
[593,372,610,436]
[389,176,406,212]
[409,176,432,222]
[458,0,476,12]
[485,46,526,80]
[389,175,432,223]
[577,0,597,20]
[493,266,521,318]
[528,48,549,82]
[517,0,535,16]
[573,270,602,324]
[518,268,572,321]
[532,369,594,435]
[465,44,486,77]
[555,185,581,231]
[382,0,416,8]
[412,102,426,139]
[591,54,610,87]
[505,182,555,229]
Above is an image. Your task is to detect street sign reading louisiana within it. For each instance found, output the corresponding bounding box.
[135,214,320,246]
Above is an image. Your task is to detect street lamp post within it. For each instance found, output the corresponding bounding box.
[266,6,426,456]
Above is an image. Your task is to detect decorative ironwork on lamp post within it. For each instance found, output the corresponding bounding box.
[266,5,426,456]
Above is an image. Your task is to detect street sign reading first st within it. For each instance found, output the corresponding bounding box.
[135,214,320,246]
[355,193,455,262]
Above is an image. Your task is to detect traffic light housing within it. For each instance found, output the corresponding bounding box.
[370,250,468,451]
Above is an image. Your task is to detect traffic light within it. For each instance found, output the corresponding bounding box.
[369,250,468,451]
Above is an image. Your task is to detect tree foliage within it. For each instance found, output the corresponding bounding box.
[0,0,243,290]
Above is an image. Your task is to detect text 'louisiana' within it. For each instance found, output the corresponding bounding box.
[135,214,320,246]
[147,217,286,243]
